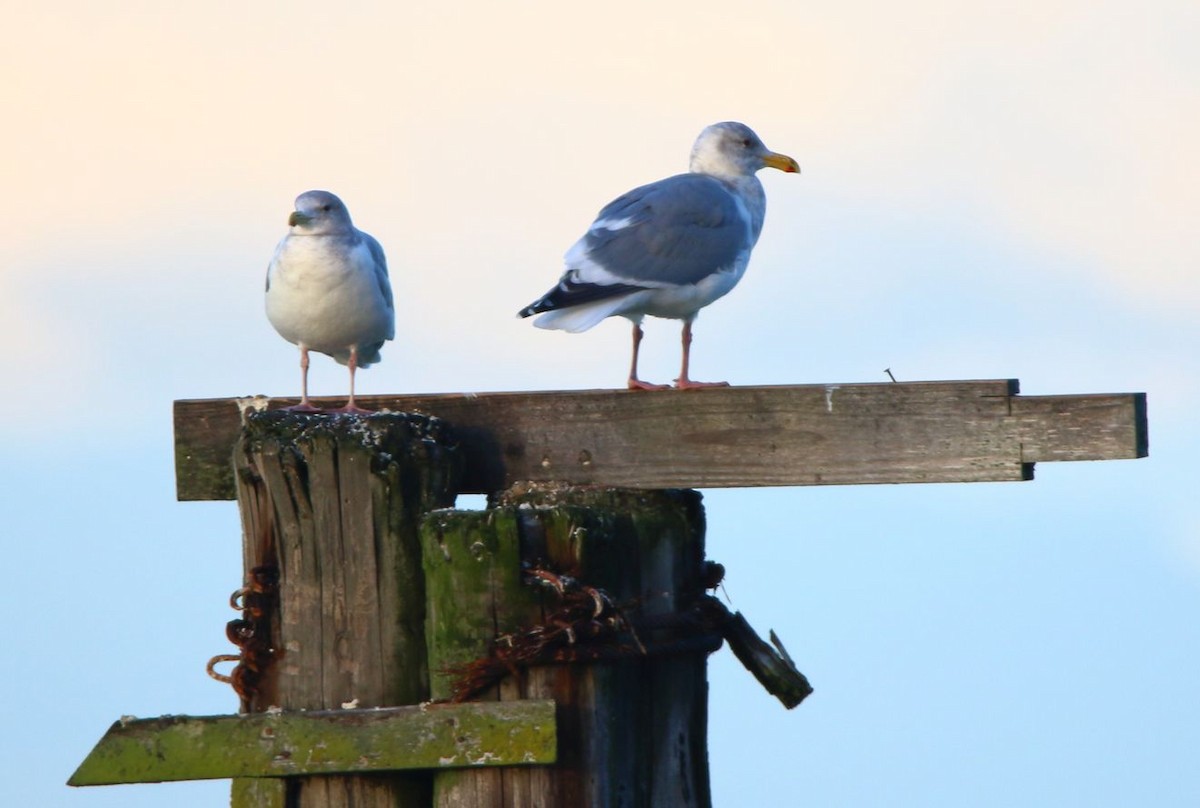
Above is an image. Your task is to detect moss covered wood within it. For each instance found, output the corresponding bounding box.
[230,778,287,808]
[68,702,556,785]
[232,411,460,807]
[422,486,713,808]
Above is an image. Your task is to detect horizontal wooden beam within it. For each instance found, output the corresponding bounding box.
[173,381,1148,501]
[68,701,556,786]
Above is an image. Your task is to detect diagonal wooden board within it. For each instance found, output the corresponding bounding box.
[174,381,1147,501]
[69,701,557,786]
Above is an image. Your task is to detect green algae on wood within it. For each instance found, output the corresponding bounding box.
[421,487,713,808]
[422,508,539,702]
[68,702,556,786]
[230,777,286,807]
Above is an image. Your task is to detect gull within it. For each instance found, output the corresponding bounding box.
[519,122,799,390]
[266,190,394,413]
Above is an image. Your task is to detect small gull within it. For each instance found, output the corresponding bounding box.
[519,122,799,390]
[266,190,394,413]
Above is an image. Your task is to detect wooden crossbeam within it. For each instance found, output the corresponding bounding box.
[68,701,556,786]
[173,381,1148,501]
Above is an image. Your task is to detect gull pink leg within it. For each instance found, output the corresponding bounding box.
[675,319,729,390]
[329,346,372,415]
[627,322,670,391]
[285,346,323,412]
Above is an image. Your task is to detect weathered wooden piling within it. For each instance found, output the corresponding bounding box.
[422,485,717,807]
[231,410,460,807]
[70,381,1149,802]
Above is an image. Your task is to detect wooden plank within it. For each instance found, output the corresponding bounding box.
[1012,393,1148,462]
[68,701,557,786]
[174,381,1149,501]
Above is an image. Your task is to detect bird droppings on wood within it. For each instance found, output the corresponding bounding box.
[496,480,704,514]
[824,385,839,413]
[235,395,270,418]
[240,407,452,448]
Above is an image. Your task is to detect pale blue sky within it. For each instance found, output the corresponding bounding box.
[3,1,1197,805]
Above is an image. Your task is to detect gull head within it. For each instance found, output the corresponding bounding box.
[287,190,355,234]
[688,122,800,180]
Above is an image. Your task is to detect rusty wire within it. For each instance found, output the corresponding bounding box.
[443,565,727,702]
[204,564,278,703]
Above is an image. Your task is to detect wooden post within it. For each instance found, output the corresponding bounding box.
[422,485,716,807]
[70,382,1148,802]
[232,410,460,807]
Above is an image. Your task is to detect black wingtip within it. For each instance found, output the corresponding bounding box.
[518,298,554,318]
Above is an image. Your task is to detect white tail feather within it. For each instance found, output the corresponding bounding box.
[533,296,635,333]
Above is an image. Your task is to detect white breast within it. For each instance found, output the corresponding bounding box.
[266,236,392,363]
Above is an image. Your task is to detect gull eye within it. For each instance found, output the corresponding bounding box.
[741,137,753,148]
[322,204,332,212]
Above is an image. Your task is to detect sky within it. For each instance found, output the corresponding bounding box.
[2,0,1197,805]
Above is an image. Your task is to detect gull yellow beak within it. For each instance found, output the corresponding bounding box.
[288,211,313,227]
[763,152,800,174]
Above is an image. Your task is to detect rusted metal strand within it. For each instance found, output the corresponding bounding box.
[442,566,749,703]
[205,564,279,705]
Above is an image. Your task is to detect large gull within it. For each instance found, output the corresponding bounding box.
[519,121,799,389]
[266,190,394,413]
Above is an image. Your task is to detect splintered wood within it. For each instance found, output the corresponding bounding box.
[231,411,460,808]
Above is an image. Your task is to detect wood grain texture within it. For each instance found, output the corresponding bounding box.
[232,413,460,808]
[175,382,1148,500]
[1011,393,1149,462]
